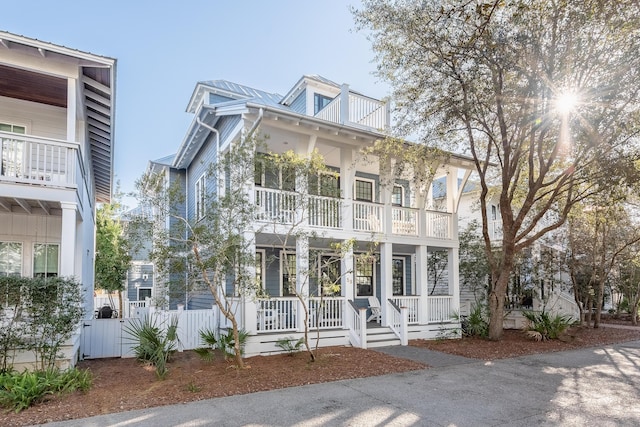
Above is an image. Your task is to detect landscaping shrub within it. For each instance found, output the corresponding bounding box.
[195,328,248,362]
[523,310,573,341]
[460,304,489,337]
[124,314,180,379]
[275,336,304,355]
[0,276,84,372]
[0,368,91,413]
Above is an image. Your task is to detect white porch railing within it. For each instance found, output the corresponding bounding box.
[256,298,298,332]
[255,188,298,224]
[391,296,420,324]
[427,296,454,323]
[387,299,408,345]
[0,132,77,186]
[426,211,452,239]
[346,300,367,349]
[392,207,419,236]
[353,201,383,232]
[314,91,388,131]
[308,297,344,329]
[123,298,150,318]
[308,195,341,228]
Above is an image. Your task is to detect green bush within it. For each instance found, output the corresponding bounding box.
[275,336,304,355]
[460,304,489,337]
[0,276,84,372]
[124,314,179,379]
[195,328,248,362]
[523,310,573,341]
[0,368,91,413]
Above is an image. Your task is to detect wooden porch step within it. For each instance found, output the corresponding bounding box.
[365,324,401,347]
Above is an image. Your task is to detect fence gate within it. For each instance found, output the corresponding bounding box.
[81,318,136,359]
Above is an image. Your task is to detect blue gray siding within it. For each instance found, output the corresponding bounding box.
[290,90,306,114]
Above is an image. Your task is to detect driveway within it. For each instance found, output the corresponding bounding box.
[42,340,640,426]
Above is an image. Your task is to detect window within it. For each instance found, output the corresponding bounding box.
[310,171,340,197]
[255,154,296,191]
[255,250,265,290]
[356,256,374,297]
[392,185,404,206]
[195,175,206,221]
[491,205,497,221]
[354,179,374,202]
[282,253,296,296]
[319,255,341,296]
[392,258,405,296]
[138,288,152,300]
[314,93,334,114]
[0,242,22,277]
[33,243,59,278]
[1,123,26,178]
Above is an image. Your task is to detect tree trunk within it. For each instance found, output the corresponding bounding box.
[631,294,640,326]
[488,270,510,340]
[593,281,605,329]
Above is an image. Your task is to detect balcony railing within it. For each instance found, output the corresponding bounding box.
[315,91,388,131]
[255,188,453,239]
[0,132,77,187]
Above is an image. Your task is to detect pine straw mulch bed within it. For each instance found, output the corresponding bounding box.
[3,322,640,426]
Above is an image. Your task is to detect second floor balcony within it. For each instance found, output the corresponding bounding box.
[0,131,86,203]
[255,187,453,239]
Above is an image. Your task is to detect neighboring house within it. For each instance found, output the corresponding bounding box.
[147,75,475,355]
[457,182,579,326]
[0,31,116,367]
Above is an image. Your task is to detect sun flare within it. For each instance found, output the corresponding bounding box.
[556,92,578,114]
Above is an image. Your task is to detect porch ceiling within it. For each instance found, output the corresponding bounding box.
[0,31,116,204]
[0,196,61,216]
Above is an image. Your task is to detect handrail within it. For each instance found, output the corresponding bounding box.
[387,299,408,345]
[346,300,366,349]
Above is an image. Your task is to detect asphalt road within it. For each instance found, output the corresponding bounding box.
[40,340,640,427]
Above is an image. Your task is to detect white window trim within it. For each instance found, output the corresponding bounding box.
[280,250,296,297]
[32,242,60,277]
[355,255,376,298]
[137,287,152,301]
[195,173,206,221]
[392,257,406,296]
[0,241,22,277]
[354,177,376,202]
[392,184,405,207]
[256,249,266,290]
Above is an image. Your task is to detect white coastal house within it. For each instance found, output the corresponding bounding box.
[142,75,476,355]
[457,183,580,327]
[0,31,116,367]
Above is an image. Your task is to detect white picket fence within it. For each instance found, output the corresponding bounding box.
[81,306,218,359]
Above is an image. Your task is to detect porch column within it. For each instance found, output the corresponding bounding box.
[379,242,393,326]
[60,202,77,278]
[448,247,460,319]
[340,147,354,232]
[296,235,309,332]
[66,77,77,142]
[380,162,393,236]
[415,245,429,324]
[342,243,354,300]
[342,243,354,330]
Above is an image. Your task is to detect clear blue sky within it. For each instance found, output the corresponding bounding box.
[3,0,387,206]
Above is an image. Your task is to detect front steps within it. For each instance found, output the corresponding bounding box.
[244,322,463,356]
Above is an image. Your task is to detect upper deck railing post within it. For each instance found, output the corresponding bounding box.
[339,84,349,125]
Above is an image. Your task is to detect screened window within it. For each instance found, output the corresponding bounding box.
[392,258,405,296]
[195,175,206,221]
[282,253,296,296]
[355,179,374,202]
[0,242,22,277]
[256,154,296,191]
[319,255,341,296]
[138,288,152,300]
[392,185,404,206]
[33,243,59,278]
[356,257,374,297]
[314,93,333,114]
[0,123,25,134]
[310,172,340,198]
[256,251,265,289]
